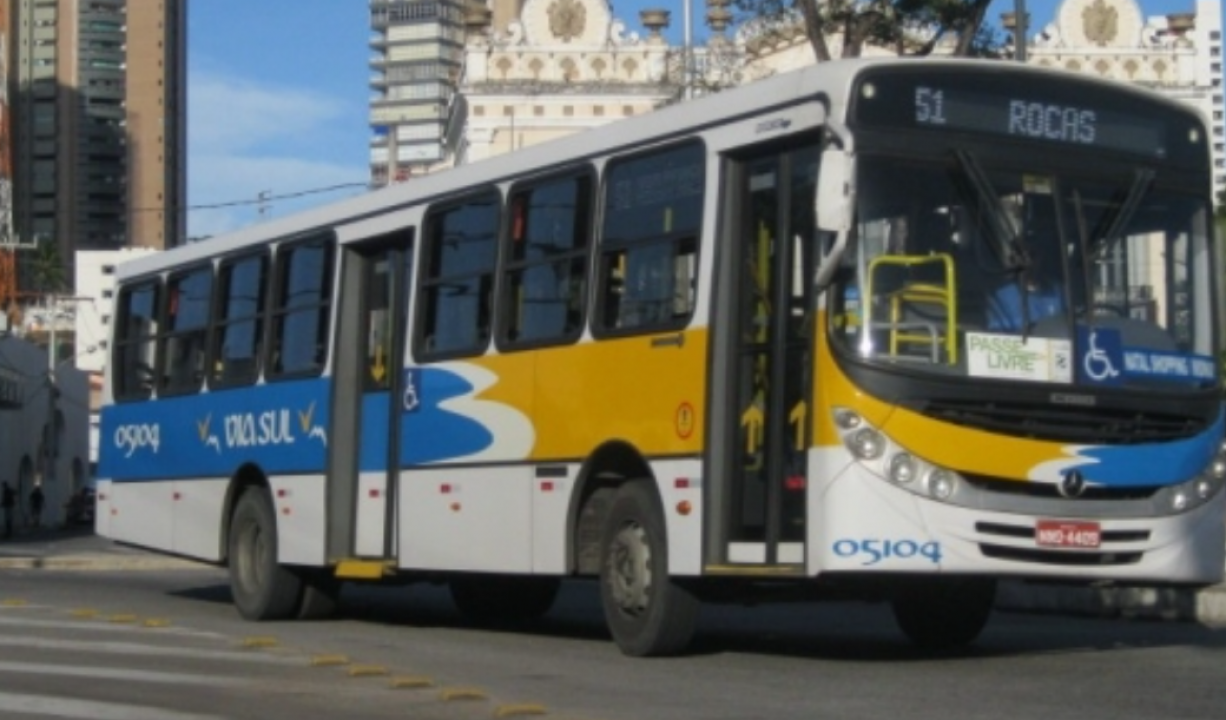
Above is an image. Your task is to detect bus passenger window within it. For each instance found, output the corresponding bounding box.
[501,172,592,347]
[597,142,704,335]
[210,253,267,387]
[270,238,333,377]
[159,266,213,395]
[113,280,161,400]
[419,191,499,358]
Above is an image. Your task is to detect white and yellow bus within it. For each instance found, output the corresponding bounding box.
[98,58,1226,656]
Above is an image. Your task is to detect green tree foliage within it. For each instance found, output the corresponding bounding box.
[29,240,65,296]
[734,0,1001,60]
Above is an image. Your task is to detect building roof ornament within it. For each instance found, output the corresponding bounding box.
[518,0,612,47]
[1053,0,1143,48]
[547,0,587,42]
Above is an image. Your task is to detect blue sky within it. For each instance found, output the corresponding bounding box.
[186,0,1206,237]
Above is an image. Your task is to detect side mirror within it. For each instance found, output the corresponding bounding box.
[813,149,854,289]
[816,148,852,233]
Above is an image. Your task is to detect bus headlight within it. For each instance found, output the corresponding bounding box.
[832,407,966,504]
[925,469,958,500]
[889,454,918,484]
[849,428,885,460]
[1160,444,1226,514]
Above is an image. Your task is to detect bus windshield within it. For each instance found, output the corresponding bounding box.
[831,152,1217,391]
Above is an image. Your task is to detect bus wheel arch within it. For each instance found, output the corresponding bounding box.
[569,440,653,576]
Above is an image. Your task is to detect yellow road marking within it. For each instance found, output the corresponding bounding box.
[439,687,488,702]
[1,599,27,607]
[310,654,350,667]
[142,618,170,628]
[108,614,138,624]
[347,665,388,677]
[494,703,549,717]
[70,608,98,618]
[389,676,434,689]
[240,636,279,648]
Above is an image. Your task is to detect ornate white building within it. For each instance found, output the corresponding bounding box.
[459,0,679,164]
[1028,0,1224,199]
[450,0,1224,199]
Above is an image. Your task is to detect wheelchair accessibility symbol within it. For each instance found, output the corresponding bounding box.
[1076,327,1122,385]
[1083,330,1120,382]
[402,369,421,412]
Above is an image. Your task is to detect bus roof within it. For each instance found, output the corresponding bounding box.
[118,56,1196,281]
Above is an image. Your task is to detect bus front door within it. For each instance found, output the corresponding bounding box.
[327,232,413,564]
[708,146,817,571]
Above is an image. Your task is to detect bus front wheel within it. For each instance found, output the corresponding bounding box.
[891,577,996,651]
[228,487,303,621]
[599,480,699,657]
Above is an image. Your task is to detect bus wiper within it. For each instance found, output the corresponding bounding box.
[1094,168,1155,257]
[952,149,1029,272]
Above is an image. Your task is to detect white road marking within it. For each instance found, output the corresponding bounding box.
[0,690,225,720]
[0,636,302,664]
[0,615,222,638]
[0,660,245,686]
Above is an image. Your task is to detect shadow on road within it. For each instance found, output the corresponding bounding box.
[161,576,1226,663]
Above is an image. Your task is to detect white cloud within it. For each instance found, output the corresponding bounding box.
[187,70,368,238]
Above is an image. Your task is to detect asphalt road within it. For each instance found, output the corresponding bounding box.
[1,559,1225,720]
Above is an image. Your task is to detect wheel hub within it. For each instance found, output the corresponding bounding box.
[609,522,652,616]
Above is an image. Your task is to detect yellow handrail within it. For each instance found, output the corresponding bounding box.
[864,253,957,364]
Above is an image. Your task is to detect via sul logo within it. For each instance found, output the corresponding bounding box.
[197,413,221,454]
[213,402,328,450]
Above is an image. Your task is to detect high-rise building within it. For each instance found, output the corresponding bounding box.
[368,0,468,185]
[2,0,186,295]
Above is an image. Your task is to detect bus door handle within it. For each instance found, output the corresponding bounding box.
[651,333,685,349]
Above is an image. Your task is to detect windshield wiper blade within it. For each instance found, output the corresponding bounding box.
[1096,168,1155,255]
[952,149,1029,271]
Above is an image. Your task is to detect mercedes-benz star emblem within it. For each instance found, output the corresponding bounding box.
[1058,470,1087,498]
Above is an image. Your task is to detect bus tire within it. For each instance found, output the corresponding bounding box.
[296,571,342,620]
[450,575,560,624]
[599,480,699,657]
[228,487,303,621]
[891,577,996,651]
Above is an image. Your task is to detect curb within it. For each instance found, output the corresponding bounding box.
[996,580,1226,627]
[0,553,212,572]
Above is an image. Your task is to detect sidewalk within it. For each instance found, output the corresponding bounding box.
[3,525,1225,626]
[0,524,209,571]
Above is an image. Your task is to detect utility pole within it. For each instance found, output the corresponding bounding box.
[1013,0,1028,63]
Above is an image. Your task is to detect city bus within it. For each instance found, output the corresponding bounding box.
[97,57,1226,656]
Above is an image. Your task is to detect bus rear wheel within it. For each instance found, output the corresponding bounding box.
[450,575,560,624]
[891,577,996,651]
[599,480,699,657]
[228,487,303,621]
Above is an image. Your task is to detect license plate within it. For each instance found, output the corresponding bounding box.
[1035,520,1101,549]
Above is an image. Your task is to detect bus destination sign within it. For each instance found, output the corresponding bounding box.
[850,69,1195,162]
[911,84,1165,157]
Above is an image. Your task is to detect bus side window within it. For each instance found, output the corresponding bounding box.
[596,141,704,335]
[113,280,161,400]
[269,238,333,378]
[500,170,592,348]
[159,265,213,395]
[418,191,500,358]
[210,253,267,387]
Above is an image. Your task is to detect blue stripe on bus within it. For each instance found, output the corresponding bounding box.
[101,366,499,481]
[1066,408,1225,487]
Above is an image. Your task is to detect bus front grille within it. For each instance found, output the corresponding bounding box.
[911,398,1201,444]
